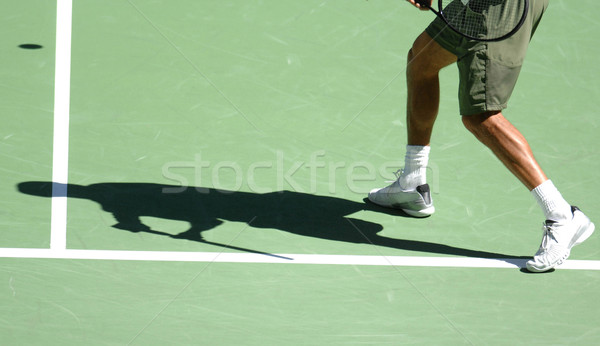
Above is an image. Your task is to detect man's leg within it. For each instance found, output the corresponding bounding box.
[399,32,457,192]
[406,32,457,146]
[462,111,594,272]
[461,110,577,223]
[461,111,547,191]
[367,31,456,217]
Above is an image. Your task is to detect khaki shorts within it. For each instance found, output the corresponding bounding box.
[425,0,549,115]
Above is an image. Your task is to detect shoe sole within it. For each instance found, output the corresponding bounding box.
[401,206,435,218]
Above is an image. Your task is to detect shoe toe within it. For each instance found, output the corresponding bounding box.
[525,259,548,273]
[368,187,388,205]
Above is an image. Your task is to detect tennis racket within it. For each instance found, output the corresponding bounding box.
[414,0,529,42]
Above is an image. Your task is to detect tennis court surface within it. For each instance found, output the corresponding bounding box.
[2,0,600,344]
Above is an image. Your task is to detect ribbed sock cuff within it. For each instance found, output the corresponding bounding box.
[531,180,572,222]
[399,145,430,189]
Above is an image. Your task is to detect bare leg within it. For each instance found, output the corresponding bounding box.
[462,111,548,190]
[366,32,458,216]
[407,32,457,146]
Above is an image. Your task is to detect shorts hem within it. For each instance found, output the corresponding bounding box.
[460,104,507,116]
[425,24,460,57]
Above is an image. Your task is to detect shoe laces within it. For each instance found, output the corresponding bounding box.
[533,223,567,264]
[385,169,404,183]
[393,169,403,180]
[539,223,559,250]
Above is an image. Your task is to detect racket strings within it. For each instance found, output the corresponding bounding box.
[440,0,527,40]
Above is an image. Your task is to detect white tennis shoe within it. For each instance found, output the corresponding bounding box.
[526,206,595,273]
[368,180,434,218]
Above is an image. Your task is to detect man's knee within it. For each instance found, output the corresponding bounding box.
[408,33,433,72]
[462,111,502,137]
[408,32,457,75]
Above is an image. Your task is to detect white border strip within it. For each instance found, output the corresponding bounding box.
[1,248,600,270]
[50,0,73,250]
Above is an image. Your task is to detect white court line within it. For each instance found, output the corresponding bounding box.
[1,248,600,270]
[50,0,73,250]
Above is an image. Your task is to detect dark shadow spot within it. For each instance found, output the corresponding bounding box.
[19,44,43,50]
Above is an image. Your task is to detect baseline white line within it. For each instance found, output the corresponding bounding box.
[50,0,73,250]
[1,248,600,270]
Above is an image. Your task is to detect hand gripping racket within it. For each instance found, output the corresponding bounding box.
[415,0,529,42]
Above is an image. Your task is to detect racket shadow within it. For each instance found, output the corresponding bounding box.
[17,181,529,261]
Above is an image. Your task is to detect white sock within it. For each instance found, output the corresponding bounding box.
[531,180,572,222]
[398,145,430,190]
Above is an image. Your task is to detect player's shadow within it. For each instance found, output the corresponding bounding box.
[17,181,528,261]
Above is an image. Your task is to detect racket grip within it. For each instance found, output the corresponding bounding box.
[414,0,431,8]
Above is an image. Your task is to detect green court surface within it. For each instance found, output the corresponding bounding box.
[2,0,600,344]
